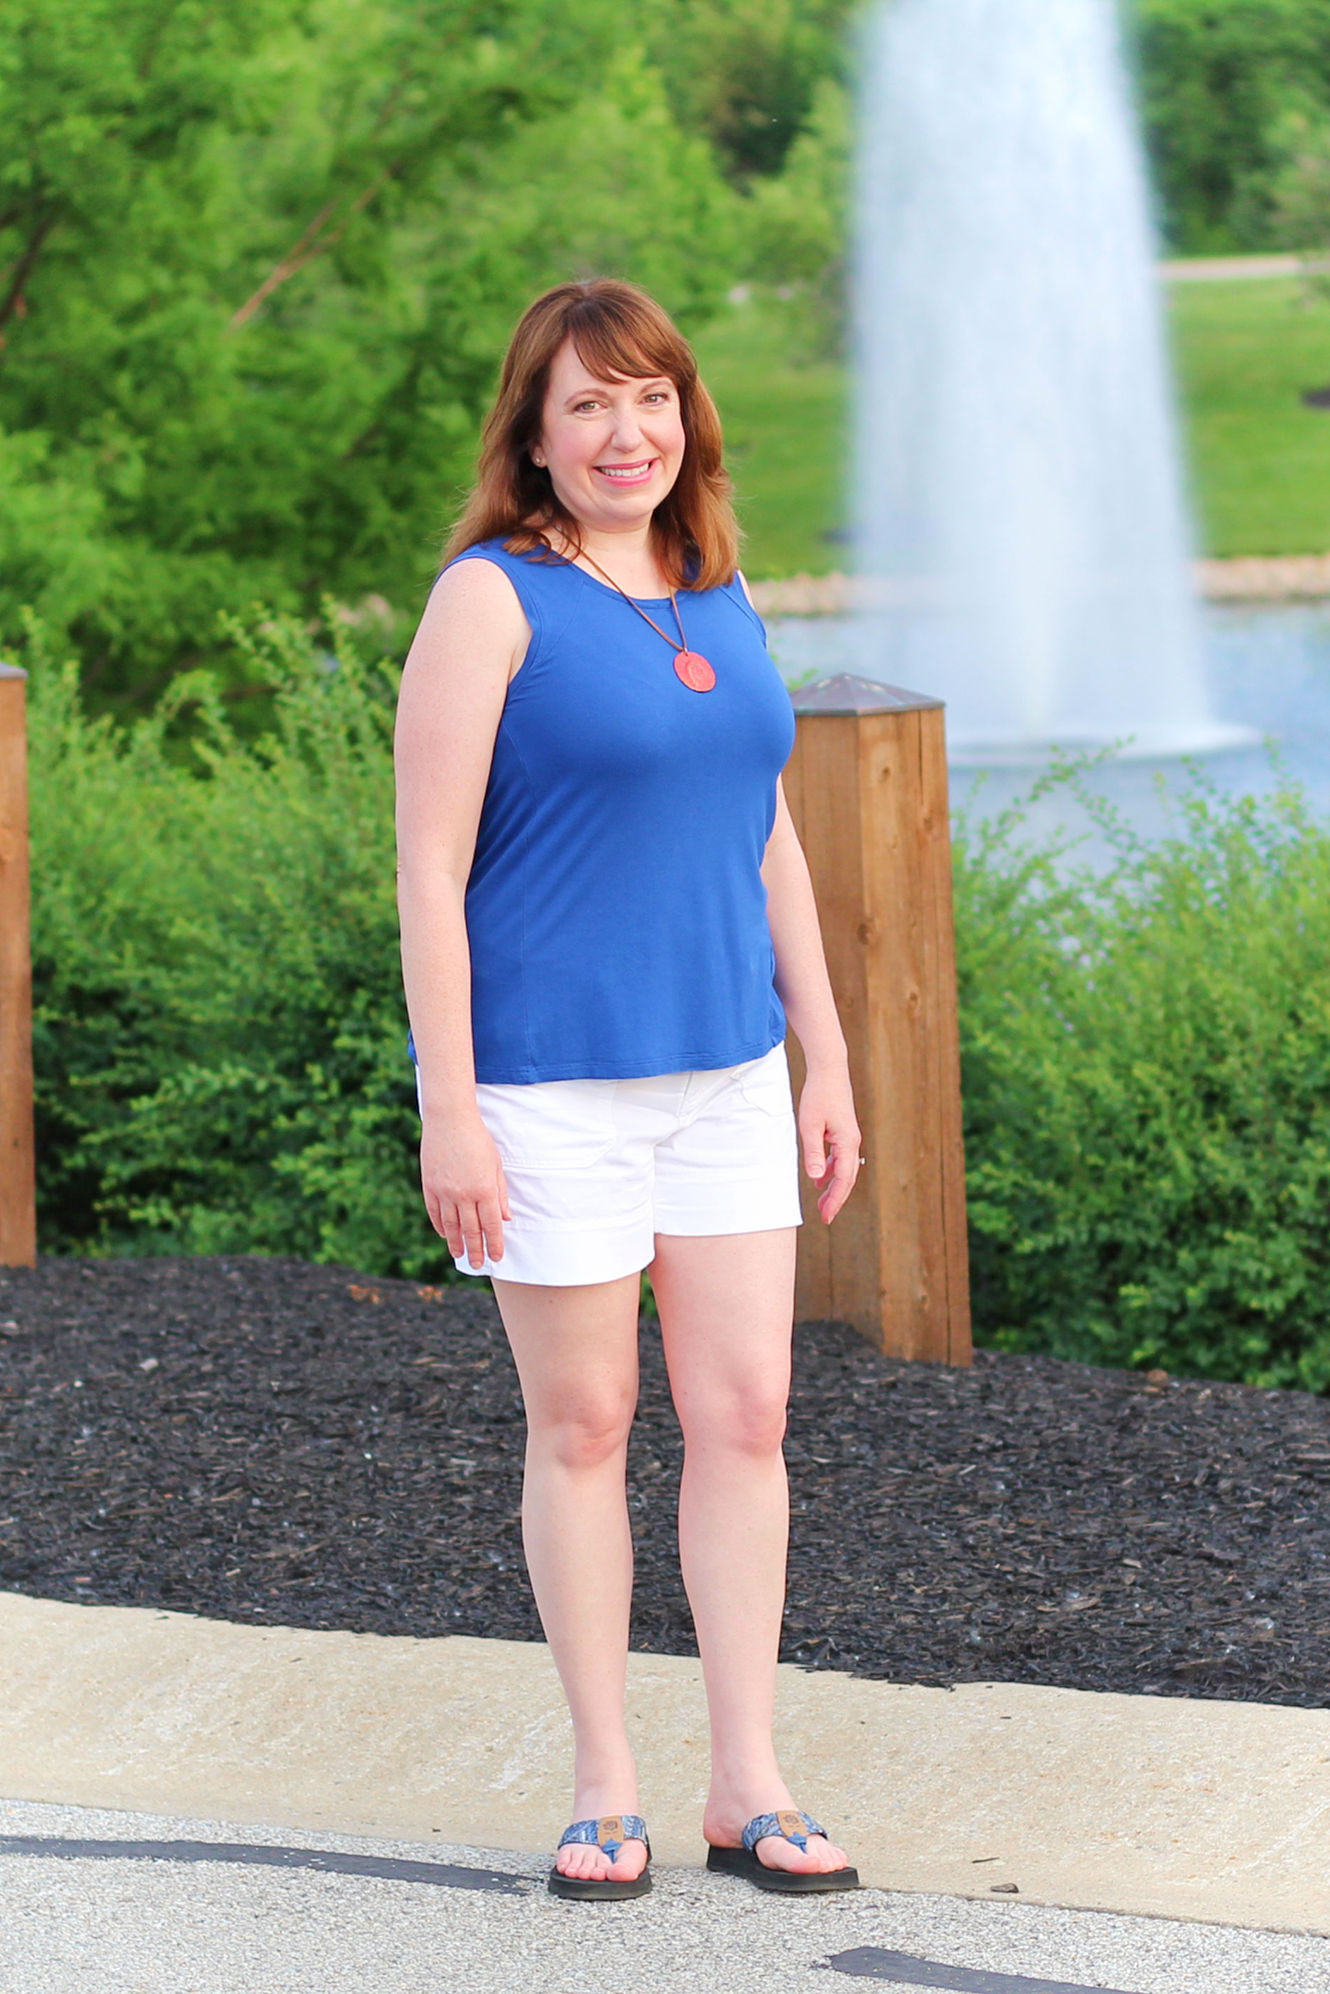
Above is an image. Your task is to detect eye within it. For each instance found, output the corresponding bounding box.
[572,399,603,414]
[643,390,671,403]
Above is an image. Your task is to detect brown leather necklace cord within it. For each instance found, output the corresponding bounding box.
[576,548,690,656]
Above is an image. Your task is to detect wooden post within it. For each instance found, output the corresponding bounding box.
[784,673,970,1363]
[0,664,36,1267]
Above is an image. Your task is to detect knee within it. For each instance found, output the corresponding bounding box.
[683,1388,789,1460]
[532,1390,636,1472]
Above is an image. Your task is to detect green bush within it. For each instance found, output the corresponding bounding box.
[956,761,1330,1392]
[25,611,440,1278]
[23,632,1330,1386]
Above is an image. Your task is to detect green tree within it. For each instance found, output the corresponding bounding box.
[644,0,852,183]
[1130,0,1330,251]
[740,73,851,356]
[0,0,738,711]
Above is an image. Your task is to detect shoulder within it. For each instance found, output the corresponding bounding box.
[441,533,568,599]
[434,541,528,605]
[418,548,531,653]
[734,568,756,609]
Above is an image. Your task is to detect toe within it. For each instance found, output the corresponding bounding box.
[557,1844,608,1881]
[753,1834,808,1872]
[755,1832,849,1874]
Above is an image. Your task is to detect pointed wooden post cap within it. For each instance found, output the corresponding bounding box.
[791,673,943,715]
[0,664,27,681]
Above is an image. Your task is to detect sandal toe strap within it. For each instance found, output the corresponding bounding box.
[742,1809,827,1854]
[557,1814,650,1863]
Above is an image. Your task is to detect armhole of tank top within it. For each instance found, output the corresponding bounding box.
[442,546,542,678]
[725,572,769,645]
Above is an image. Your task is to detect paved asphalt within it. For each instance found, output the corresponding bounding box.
[2,1798,1325,1994]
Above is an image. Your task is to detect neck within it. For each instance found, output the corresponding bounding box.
[556,517,655,568]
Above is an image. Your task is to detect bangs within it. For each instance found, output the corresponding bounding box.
[565,296,694,390]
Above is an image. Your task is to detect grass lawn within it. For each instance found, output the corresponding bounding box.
[691,295,849,579]
[693,279,1330,575]
[1166,277,1330,557]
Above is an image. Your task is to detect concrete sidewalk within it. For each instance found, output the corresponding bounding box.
[4,1796,1326,1994]
[2,1591,1327,1943]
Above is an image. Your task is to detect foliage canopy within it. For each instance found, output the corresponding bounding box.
[6,0,1329,708]
[0,0,747,708]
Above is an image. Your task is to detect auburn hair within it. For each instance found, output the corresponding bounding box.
[443,278,739,590]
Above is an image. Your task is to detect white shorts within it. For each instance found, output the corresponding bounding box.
[417,1042,803,1286]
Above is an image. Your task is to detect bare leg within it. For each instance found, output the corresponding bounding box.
[489,1269,648,1884]
[650,1229,851,1876]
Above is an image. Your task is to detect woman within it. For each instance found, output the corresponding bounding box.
[394,277,862,1902]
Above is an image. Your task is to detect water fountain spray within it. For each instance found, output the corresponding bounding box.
[853,0,1251,759]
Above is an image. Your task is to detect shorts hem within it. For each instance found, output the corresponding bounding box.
[451,1226,653,1288]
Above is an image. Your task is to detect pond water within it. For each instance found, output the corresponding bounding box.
[766,601,1330,856]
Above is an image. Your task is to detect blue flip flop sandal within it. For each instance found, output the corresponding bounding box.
[706,1809,860,1894]
[548,1813,652,1900]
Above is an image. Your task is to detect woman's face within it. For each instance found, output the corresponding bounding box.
[531,336,686,536]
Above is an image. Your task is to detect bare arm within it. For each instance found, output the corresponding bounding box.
[761,776,862,1224]
[736,564,861,1220]
[394,558,529,1264]
[760,777,849,1072]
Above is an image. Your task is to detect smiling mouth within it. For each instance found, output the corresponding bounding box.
[595,459,655,483]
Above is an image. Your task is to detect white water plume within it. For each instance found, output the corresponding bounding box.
[852,0,1252,759]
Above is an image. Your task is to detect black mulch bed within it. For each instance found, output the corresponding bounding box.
[1,1255,1328,1708]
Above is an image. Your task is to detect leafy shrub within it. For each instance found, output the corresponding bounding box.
[955,760,1330,1392]
[25,611,440,1278]
[22,631,1330,1385]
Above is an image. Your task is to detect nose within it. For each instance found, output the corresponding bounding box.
[608,403,645,452]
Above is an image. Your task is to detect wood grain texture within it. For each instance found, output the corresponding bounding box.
[919,710,972,1364]
[785,701,969,1362]
[0,668,35,1266]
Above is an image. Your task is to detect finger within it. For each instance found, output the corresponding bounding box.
[427,1190,455,1247]
[818,1149,860,1222]
[439,1202,464,1257]
[458,1202,488,1268]
[478,1193,506,1264]
[497,1163,512,1222]
[800,1122,830,1181]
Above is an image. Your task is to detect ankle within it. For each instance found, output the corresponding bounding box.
[706,1762,789,1814]
[571,1753,639,1804]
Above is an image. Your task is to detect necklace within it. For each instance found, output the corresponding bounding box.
[576,548,716,693]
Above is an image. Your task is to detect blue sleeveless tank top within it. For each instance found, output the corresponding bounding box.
[422,536,796,1084]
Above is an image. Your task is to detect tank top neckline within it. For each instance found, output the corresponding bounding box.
[513,533,692,607]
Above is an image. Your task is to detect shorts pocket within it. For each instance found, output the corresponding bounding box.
[475,1078,618,1170]
[735,1049,794,1117]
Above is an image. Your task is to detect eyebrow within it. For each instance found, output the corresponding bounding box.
[562,377,673,404]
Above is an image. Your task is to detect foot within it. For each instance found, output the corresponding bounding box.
[704,1785,851,1877]
[553,1794,649,1886]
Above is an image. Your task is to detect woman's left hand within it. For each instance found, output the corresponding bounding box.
[797,1061,863,1224]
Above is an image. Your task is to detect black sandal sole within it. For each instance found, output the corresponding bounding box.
[706,1845,860,1893]
[547,1865,653,1901]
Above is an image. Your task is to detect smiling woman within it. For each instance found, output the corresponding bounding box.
[445,279,738,592]
[394,277,862,1904]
